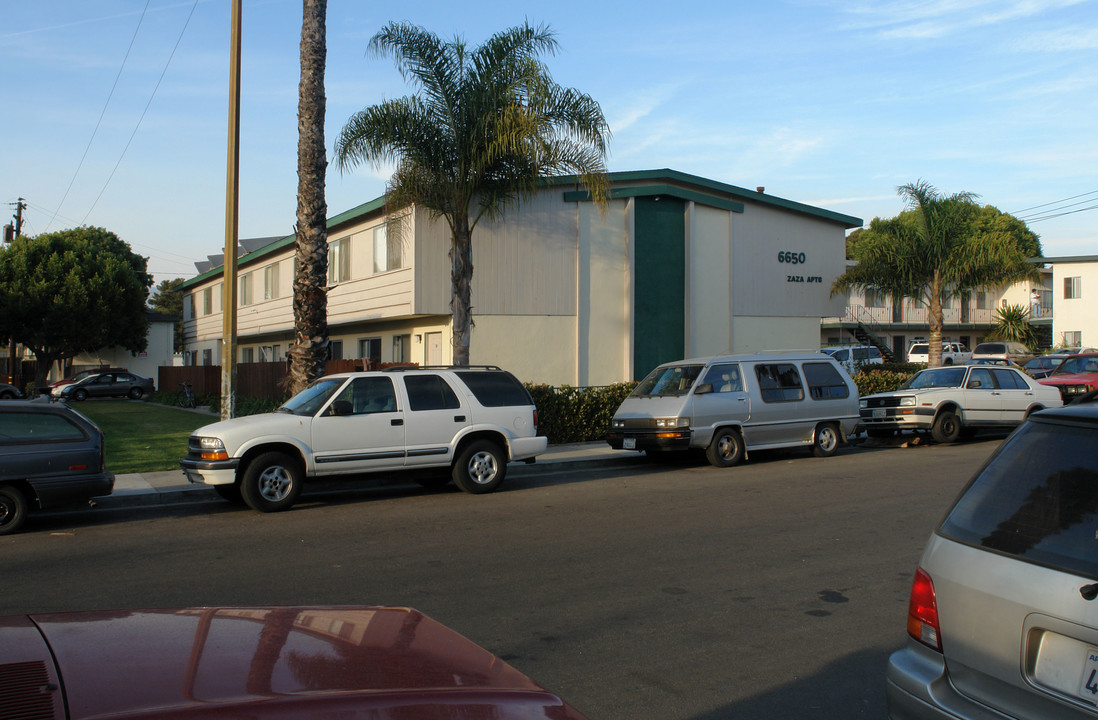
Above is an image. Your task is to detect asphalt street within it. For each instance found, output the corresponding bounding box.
[1,436,1003,720]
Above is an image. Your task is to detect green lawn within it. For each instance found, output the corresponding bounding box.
[71,399,215,475]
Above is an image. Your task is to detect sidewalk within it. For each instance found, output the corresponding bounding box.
[103,441,646,509]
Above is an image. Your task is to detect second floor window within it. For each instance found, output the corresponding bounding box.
[240,272,253,307]
[202,288,212,315]
[264,263,279,300]
[328,237,350,285]
[1065,276,1082,299]
[373,225,402,273]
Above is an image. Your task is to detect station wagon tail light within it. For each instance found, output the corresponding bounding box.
[196,437,229,461]
[533,408,538,430]
[907,567,942,652]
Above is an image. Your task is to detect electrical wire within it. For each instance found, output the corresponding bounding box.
[44,0,151,233]
[80,0,200,226]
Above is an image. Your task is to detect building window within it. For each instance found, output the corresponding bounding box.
[864,289,886,309]
[241,347,254,363]
[329,340,343,361]
[373,225,402,274]
[240,272,253,307]
[202,349,212,366]
[259,345,280,362]
[393,334,411,363]
[264,263,279,300]
[1063,331,1082,347]
[941,294,952,310]
[202,287,212,315]
[1065,276,1082,299]
[359,337,381,367]
[976,292,987,310]
[328,237,350,285]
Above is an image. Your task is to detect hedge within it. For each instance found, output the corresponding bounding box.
[525,383,637,445]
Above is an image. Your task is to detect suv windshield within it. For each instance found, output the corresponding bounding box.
[901,367,967,389]
[278,378,346,416]
[632,365,704,397]
[939,419,1098,580]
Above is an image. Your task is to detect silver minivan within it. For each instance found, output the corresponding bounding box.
[606,352,860,466]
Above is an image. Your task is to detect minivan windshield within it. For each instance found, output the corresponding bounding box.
[277,378,346,416]
[632,364,704,397]
[900,367,967,390]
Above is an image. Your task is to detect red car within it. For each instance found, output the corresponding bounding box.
[1038,352,1098,403]
[0,605,590,720]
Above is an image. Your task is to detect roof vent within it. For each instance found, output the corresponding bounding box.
[756,187,765,194]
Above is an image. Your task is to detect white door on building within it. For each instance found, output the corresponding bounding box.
[425,332,444,366]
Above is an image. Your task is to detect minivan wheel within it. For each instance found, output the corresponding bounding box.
[931,410,962,444]
[240,452,302,512]
[706,428,743,468]
[812,423,840,457]
[452,440,507,494]
[0,486,28,536]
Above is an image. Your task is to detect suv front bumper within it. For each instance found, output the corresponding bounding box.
[179,456,239,486]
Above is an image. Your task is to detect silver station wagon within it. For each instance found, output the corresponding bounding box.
[887,396,1098,719]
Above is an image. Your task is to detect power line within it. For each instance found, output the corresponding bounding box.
[1021,203,1098,224]
[1016,195,1098,222]
[1010,190,1098,216]
[45,1,151,233]
[80,0,199,225]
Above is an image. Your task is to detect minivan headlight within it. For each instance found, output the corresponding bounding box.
[655,417,689,428]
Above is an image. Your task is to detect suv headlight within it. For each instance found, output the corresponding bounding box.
[194,436,228,461]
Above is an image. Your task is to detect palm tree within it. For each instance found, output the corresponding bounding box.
[290,0,328,394]
[992,304,1036,346]
[333,21,610,366]
[831,180,1038,367]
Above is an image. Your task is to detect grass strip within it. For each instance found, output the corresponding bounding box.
[70,399,215,475]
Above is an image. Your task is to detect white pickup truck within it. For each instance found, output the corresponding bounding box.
[906,341,973,366]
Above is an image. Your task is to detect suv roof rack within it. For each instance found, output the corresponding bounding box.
[382,365,503,373]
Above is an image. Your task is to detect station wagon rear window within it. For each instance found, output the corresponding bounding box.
[939,420,1098,580]
[0,412,87,443]
[755,363,804,403]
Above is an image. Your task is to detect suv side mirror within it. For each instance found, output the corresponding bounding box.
[330,400,353,416]
[694,383,714,395]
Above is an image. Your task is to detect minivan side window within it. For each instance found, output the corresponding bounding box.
[404,375,461,411]
[699,364,742,393]
[803,362,850,400]
[754,364,805,403]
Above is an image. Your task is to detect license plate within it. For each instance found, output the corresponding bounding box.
[1079,649,1098,703]
[623,438,636,450]
[873,409,886,418]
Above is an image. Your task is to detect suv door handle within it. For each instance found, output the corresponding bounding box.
[454,415,466,422]
[391,419,403,426]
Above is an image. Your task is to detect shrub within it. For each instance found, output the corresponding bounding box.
[526,383,636,444]
[853,368,913,395]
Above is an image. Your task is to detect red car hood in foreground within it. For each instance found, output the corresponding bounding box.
[0,606,589,720]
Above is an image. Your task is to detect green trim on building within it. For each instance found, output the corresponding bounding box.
[563,184,745,213]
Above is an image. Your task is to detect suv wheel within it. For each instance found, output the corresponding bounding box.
[0,486,28,535]
[812,422,840,457]
[931,409,962,443]
[240,452,302,512]
[452,441,506,494]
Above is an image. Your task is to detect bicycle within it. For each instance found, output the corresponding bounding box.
[178,381,197,409]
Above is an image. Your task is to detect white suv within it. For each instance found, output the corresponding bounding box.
[180,366,547,512]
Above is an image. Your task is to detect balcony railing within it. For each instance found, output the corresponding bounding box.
[824,304,1047,326]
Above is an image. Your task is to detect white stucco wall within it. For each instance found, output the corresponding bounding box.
[687,203,732,357]
[731,316,823,354]
[1052,260,1098,347]
[470,315,577,385]
[578,199,631,386]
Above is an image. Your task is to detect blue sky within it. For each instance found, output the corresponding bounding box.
[3,0,1096,284]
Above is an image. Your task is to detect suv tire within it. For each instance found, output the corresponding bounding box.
[240,452,302,512]
[452,440,506,494]
[0,486,28,536]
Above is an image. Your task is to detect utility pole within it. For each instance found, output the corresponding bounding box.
[5,198,26,385]
[221,0,241,420]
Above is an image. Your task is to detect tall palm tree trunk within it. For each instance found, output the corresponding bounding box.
[290,0,328,394]
[450,214,473,367]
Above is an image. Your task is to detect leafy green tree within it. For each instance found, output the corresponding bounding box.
[149,277,186,352]
[992,304,1037,346]
[0,227,153,385]
[832,181,1039,367]
[333,21,610,366]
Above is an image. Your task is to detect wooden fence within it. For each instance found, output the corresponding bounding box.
[158,359,371,400]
